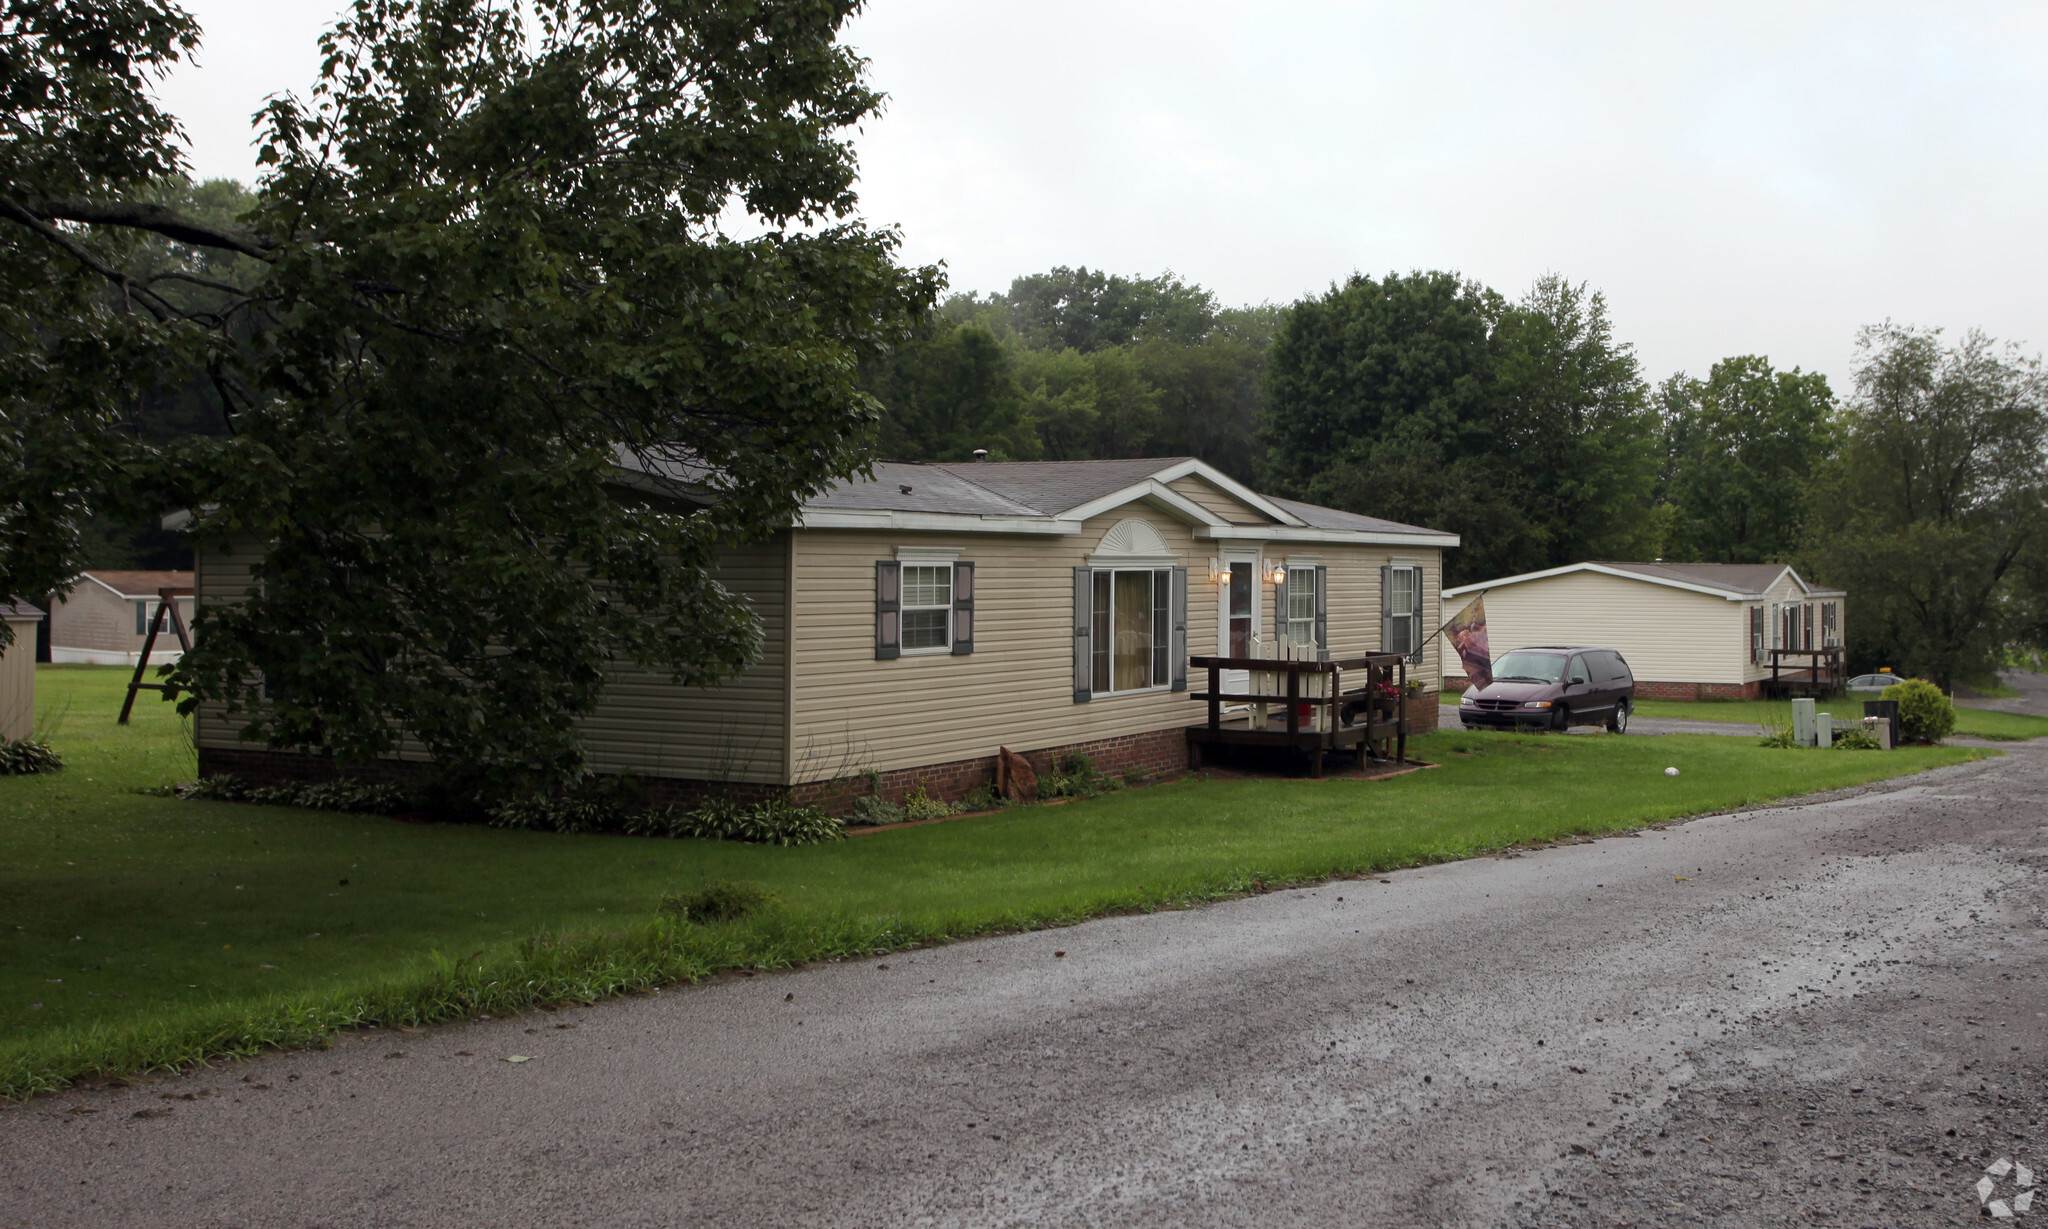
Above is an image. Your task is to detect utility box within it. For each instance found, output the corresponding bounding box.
[1791,697,1816,747]
[1863,699,1900,748]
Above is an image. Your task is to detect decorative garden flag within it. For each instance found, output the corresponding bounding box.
[1446,596,1492,690]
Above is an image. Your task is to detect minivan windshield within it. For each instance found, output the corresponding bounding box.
[1491,651,1567,685]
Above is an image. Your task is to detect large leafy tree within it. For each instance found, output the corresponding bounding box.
[1658,356,1837,563]
[864,273,1274,479]
[1,0,940,784]
[1261,271,1655,584]
[1804,325,2048,688]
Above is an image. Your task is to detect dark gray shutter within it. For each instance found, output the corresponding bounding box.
[1380,564,1394,653]
[1152,567,1171,687]
[1171,566,1188,691]
[1072,566,1091,703]
[1408,567,1426,663]
[1314,565,1329,660]
[951,561,975,655]
[875,562,901,660]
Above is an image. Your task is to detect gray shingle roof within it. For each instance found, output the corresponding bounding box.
[1266,495,1445,537]
[1591,561,1799,597]
[2,598,44,618]
[928,458,1197,516]
[804,461,1044,517]
[753,455,1455,540]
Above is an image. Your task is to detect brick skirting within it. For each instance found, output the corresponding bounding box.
[1633,680,1764,701]
[198,725,1196,819]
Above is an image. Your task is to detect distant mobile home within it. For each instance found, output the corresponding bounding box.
[49,571,195,667]
[1442,561,1845,701]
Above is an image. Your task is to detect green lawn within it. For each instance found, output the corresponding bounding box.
[1625,697,2048,741]
[2,665,1984,1097]
[1439,687,2048,741]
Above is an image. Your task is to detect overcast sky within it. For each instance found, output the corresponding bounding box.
[155,1,2048,390]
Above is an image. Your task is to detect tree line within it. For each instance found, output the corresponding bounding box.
[11,0,2039,794]
[864,268,2048,690]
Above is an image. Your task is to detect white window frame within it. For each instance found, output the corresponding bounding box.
[1386,563,1420,657]
[1285,565,1318,646]
[1091,567,1169,696]
[897,562,953,655]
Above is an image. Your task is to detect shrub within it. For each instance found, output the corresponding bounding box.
[488,794,628,833]
[175,774,408,814]
[960,782,1007,812]
[1756,720,1798,749]
[1881,678,1956,743]
[180,774,248,800]
[0,738,63,775]
[650,796,844,846]
[1041,751,1118,799]
[1832,726,1882,750]
[657,881,774,924]
[846,793,905,827]
[900,778,963,822]
[295,779,410,814]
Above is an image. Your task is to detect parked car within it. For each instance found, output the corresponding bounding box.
[1458,646,1636,733]
[1846,673,1901,692]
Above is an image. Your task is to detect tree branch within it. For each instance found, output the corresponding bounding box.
[0,196,178,322]
[21,196,276,258]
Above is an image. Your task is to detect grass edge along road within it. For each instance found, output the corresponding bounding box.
[2,666,1986,1101]
[1439,690,2048,741]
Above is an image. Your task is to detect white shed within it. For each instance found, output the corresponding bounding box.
[1,600,44,742]
[1441,562,1845,700]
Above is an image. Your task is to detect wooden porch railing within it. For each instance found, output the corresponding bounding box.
[1185,653,1410,776]
[1764,646,1845,698]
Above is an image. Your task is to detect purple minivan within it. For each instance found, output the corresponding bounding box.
[1457,645,1635,733]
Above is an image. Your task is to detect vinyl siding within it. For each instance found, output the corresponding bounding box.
[49,584,194,655]
[1167,474,1277,524]
[194,533,791,783]
[1447,571,1745,684]
[0,616,35,741]
[192,534,266,753]
[1743,576,1847,684]
[788,515,1441,781]
[575,537,788,783]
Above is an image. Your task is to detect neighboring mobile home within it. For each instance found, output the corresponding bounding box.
[49,571,195,666]
[194,458,1457,806]
[1441,561,1846,700]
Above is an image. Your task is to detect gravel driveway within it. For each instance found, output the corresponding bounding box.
[4,745,2043,1228]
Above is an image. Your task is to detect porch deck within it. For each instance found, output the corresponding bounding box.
[1762,647,1846,698]
[1185,653,1411,777]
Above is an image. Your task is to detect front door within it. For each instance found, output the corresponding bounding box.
[1219,554,1259,697]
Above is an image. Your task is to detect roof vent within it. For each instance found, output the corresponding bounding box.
[899,484,913,495]
[972,448,989,461]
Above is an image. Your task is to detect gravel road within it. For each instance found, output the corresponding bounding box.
[4,744,2044,1228]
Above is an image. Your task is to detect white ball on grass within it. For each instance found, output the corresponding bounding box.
[1664,766,1680,777]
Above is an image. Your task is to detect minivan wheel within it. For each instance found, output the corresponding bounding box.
[1550,705,1570,733]
[1608,699,1630,734]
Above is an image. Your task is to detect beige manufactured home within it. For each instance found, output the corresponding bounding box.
[1441,561,1846,700]
[49,571,195,667]
[195,458,1457,806]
